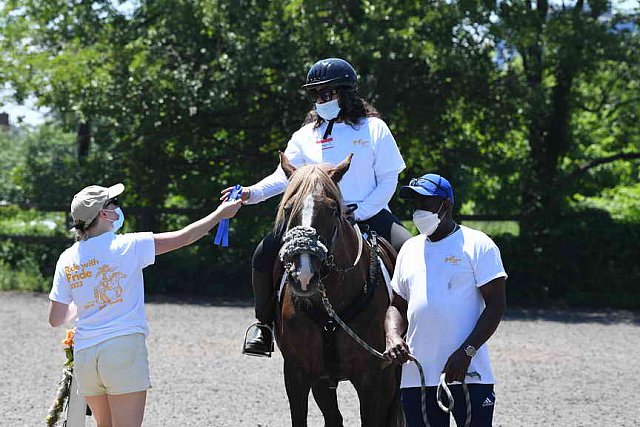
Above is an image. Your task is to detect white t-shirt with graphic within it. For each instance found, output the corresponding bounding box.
[246,117,406,220]
[49,231,156,351]
[391,225,507,387]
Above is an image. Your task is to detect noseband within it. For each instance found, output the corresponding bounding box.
[279,225,329,265]
[279,223,364,286]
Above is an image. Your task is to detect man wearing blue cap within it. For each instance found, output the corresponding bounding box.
[383,173,507,426]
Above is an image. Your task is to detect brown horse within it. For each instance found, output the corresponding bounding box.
[273,152,404,427]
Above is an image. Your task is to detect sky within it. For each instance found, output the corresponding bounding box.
[1,0,637,126]
[0,85,50,126]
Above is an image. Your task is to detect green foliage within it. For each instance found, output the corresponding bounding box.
[461,221,519,237]
[0,206,66,235]
[497,209,640,309]
[0,236,67,292]
[573,183,640,222]
[0,125,111,208]
[0,1,639,305]
[0,258,49,292]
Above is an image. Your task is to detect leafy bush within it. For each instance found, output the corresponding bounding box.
[496,209,640,309]
[0,258,49,292]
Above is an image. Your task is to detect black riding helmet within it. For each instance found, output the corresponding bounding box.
[302,58,357,89]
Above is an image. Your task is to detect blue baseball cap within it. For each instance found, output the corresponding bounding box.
[399,173,454,205]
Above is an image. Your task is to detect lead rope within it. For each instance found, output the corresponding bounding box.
[319,284,471,427]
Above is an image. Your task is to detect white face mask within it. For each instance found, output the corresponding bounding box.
[412,202,444,236]
[315,99,341,121]
[104,207,125,233]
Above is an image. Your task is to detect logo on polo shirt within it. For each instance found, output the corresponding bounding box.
[352,138,369,146]
[444,256,462,265]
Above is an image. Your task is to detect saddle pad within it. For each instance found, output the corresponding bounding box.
[378,256,393,301]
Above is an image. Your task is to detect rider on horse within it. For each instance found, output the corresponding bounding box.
[221,58,411,357]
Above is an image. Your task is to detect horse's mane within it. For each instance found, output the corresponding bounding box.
[274,164,345,234]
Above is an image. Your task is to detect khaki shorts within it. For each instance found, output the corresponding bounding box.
[74,333,151,396]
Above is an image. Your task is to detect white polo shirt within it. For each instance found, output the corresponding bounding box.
[391,225,507,387]
[49,231,156,351]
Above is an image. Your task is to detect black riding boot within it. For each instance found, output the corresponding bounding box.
[243,270,275,357]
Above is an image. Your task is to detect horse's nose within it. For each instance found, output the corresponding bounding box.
[296,253,315,291]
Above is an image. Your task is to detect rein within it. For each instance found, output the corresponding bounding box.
[278,220,471,426]
[319,283,471,427]
[323,223,363,274]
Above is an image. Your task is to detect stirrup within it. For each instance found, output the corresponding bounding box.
[242,322,274,358]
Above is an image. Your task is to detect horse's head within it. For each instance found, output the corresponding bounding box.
[275,152,352,297]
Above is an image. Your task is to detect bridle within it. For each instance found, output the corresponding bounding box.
[279,221,364,284]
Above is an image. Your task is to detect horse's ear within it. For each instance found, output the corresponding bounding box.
[280,151,297,180]
[329,153,353,184]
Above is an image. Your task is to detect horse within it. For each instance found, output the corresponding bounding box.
[272,152,405,427]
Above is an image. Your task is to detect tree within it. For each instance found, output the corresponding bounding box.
[1,0,638,299]
[494,0,640,231]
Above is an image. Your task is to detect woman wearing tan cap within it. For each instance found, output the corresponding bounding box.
[48,183,241,427]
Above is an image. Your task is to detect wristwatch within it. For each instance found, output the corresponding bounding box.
[463,345,477,358]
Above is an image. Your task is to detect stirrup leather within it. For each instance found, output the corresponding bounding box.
[242,322,274,358]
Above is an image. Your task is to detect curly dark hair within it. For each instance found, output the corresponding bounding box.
[302,88,381,128]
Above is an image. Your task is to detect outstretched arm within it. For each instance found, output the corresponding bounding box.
[153,200,242,255]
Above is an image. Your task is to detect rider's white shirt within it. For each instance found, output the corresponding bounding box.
[246,117,405,221]
[49,231,155,351]
[391,225,507,387]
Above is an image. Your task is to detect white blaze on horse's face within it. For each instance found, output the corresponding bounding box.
[296,193,315,291]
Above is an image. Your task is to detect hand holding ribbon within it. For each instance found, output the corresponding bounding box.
[214,184,243,247]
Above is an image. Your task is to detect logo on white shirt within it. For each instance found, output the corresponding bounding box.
[83,264,127,310]
[444,256,462,265]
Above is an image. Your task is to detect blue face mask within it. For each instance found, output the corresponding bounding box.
[105,207,125,233]
[315,99,341,121]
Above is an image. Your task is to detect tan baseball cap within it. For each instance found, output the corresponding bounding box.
[70,183,125,224]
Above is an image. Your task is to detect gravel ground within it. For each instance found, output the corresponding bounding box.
[2,291,638,426]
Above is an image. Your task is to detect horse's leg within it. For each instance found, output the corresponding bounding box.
[311,381,344,427]
[284,359,313,427]
[352,367,404,427]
